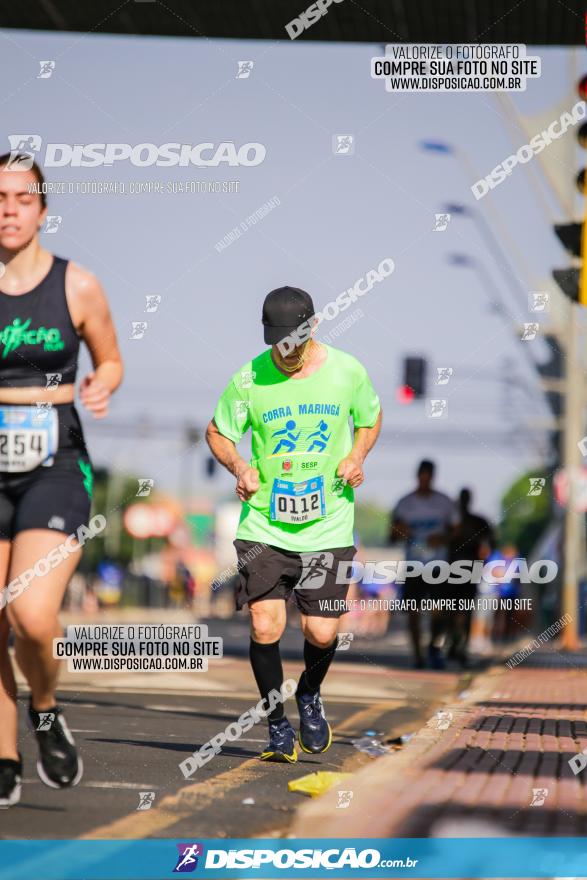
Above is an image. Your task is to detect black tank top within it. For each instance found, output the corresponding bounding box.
[0,256,80,388]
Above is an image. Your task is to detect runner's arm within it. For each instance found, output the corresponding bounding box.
[67,263,123,417]
[206,419,259,501]
[68,263,123,393]
[205,419,249,478]
[351,408,382,464]
[337,409,382,488]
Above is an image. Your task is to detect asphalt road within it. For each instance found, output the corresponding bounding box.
[2,619,470,840]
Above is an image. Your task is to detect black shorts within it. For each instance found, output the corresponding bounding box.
[0,404,92,540]
[402,576,477,607]
[233,539,356,619]
[402,575,429,604]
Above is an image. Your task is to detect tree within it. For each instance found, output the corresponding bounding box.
[499,469,551,556]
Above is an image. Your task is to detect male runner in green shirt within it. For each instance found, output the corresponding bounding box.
[206,286,382,762]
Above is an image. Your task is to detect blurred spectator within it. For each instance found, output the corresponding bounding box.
[447,488,495,666]
[169,559,194,607]
[355,576,393,638]
[470,549,504,655]
[64,572,87,611]
[390,460,458,669]
[176,559,196,607]
[492,543,519,643]
[82,582,99,614]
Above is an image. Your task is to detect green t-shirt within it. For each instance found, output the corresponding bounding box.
[213,344,380,552]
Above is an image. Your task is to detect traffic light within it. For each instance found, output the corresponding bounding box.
[552,76,587,305]
[554,223,581,257]
[552,267,580,302]
[398,356,427,402]
[536,333,564,465]
[185,425,201,447]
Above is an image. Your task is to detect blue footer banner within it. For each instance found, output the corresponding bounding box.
[0,838,586,878]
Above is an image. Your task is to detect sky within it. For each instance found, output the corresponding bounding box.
[0,29,581,521]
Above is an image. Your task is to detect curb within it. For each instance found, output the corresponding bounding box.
[288,664,508,838]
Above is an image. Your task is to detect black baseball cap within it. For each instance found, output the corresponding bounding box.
[262,286,315,345]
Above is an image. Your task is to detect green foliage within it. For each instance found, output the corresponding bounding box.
[354,502,389,546]
[499,469,551,556]
[80,467,151,571]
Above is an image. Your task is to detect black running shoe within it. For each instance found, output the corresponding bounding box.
[28,703,83,788]
[296,682,332,754]
[259,718,297,763]
[428,645,446,671]
[0,754,22,808]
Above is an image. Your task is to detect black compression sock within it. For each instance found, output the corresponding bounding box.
[249,638,285,723]
[301,637,338,692]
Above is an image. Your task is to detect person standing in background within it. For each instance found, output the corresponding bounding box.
[448,488,495,667]
[390,460,457,669]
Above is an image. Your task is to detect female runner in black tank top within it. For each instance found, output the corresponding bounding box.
[0,155,123,805]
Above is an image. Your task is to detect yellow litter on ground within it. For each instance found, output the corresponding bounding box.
[287,771,353,798]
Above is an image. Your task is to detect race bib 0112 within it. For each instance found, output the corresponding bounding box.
[270,476,326,525]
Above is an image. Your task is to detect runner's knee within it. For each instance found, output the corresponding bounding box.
[302,618,338,648]
[249,608,285,642]
[250,618,285,642]
[8,609,55,645]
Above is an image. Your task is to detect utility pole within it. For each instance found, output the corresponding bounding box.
[180,425,202,507]
[553,72,587,649]
[561,303,583,649]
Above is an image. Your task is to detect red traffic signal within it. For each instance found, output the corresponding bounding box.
[396,385,416,404]
[401,356,427,399]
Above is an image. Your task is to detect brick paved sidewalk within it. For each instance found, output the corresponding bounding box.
[291,659,587,837]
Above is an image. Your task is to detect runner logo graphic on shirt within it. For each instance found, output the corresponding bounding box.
[270,416,334,456]
[0,318,64,357]
[271,420,301,454]
[307,420,331,452]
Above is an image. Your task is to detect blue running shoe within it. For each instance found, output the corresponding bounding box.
[296,682,332,754]
[259,718,297,763]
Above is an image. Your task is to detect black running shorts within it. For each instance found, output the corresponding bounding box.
[0,404,92,540]
[234,539,356,618]
[402,575,429,604]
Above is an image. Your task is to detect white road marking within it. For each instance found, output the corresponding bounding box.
[67,703,99,709]
[84,781,159,790]
[144,704,196,713]
[21,779,158,789]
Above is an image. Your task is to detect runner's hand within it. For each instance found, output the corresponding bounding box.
[337,454,364,489]
[79,372,110,418]
[236,466,260,501]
